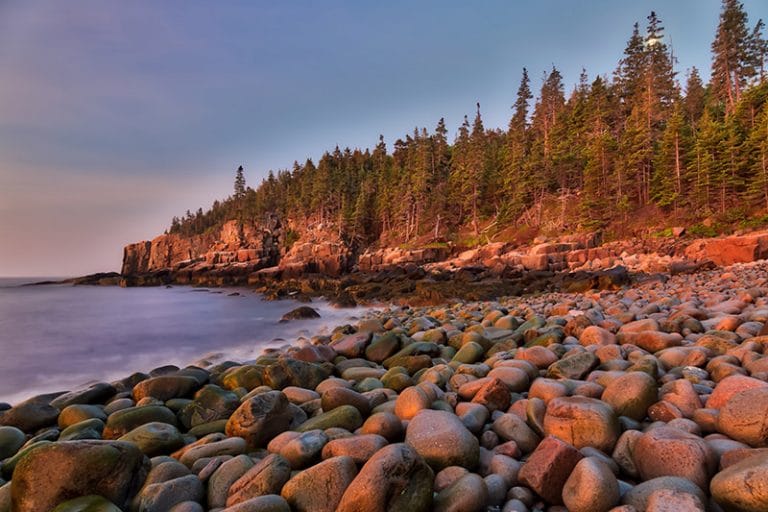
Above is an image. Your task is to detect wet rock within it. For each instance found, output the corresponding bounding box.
[394,386,433,420]
[320,387,370,416]
[179,436,248,468]
[225,391,293,449]
[280,306,320,322]
[50,383,116,409]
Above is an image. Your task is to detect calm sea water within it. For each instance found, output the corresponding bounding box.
[0,278,370,405]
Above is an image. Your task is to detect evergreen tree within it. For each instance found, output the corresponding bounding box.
[684,67,707,130]
[234,165,246,199]
[711,0,752,114]
[652,103,690,209]
[468,104,487,235]
[502,68,533,220]
[747,102,768,208]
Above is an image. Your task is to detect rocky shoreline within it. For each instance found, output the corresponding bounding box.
[3,261,768,510]
[115,222,768,308]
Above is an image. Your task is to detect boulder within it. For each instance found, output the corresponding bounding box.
[10,440,150,511]
[102,405,178,439]
[601,371,657,421]
[543,396,620,452]
[281,456,358,512]
[280,306,320,322]
[634,426,716,490]
[225,391,293,449]
[119,422,185,457]
[132,376,200,402]
[0,395,60,433]
[518,436,583,505]
[717,387,768,447]
[405,409,479,470]
[432,473,489,512]
[227,454,292,506]
[562,457,620,512]
[51,495,122,512]
[711,451,768,512]
[336,443,434,512]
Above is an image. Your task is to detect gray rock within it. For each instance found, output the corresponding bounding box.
[208,455,255,509]
[138,475,204,512]
[227,454,291,506]
[0,426,25,460]
[119,422,185,456]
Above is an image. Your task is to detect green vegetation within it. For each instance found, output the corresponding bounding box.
[170,1,768,245]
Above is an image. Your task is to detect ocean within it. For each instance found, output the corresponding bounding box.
[0,278,370,405]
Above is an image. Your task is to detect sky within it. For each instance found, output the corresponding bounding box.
[1,1,767,277]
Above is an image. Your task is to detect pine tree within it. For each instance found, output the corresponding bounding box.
[748,19,768,81]
[711,0,752,115]
[449,115,472,226]
[580,76,616,228]
[528,67,565,203]
[468,103,487,235]
[652,103,690,209]
[234,165,246,199]
[747,102,768,208]
[615,22,646,116]
[684,67,707,130]
[502,68,533,221]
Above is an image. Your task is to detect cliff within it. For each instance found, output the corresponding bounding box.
[121,216,768,292]
[121,217,283,283]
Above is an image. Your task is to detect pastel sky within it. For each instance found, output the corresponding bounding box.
[2,1,767,277]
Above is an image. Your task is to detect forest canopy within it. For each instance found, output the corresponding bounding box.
[169,1,768,247]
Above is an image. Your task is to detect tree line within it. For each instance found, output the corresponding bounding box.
[170,0,768,246]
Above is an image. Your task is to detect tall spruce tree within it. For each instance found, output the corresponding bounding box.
[711,0,752,115]
[234,165,246,199]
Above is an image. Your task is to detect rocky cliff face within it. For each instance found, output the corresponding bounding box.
[121,217,282,277]
[122,215,768,288]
